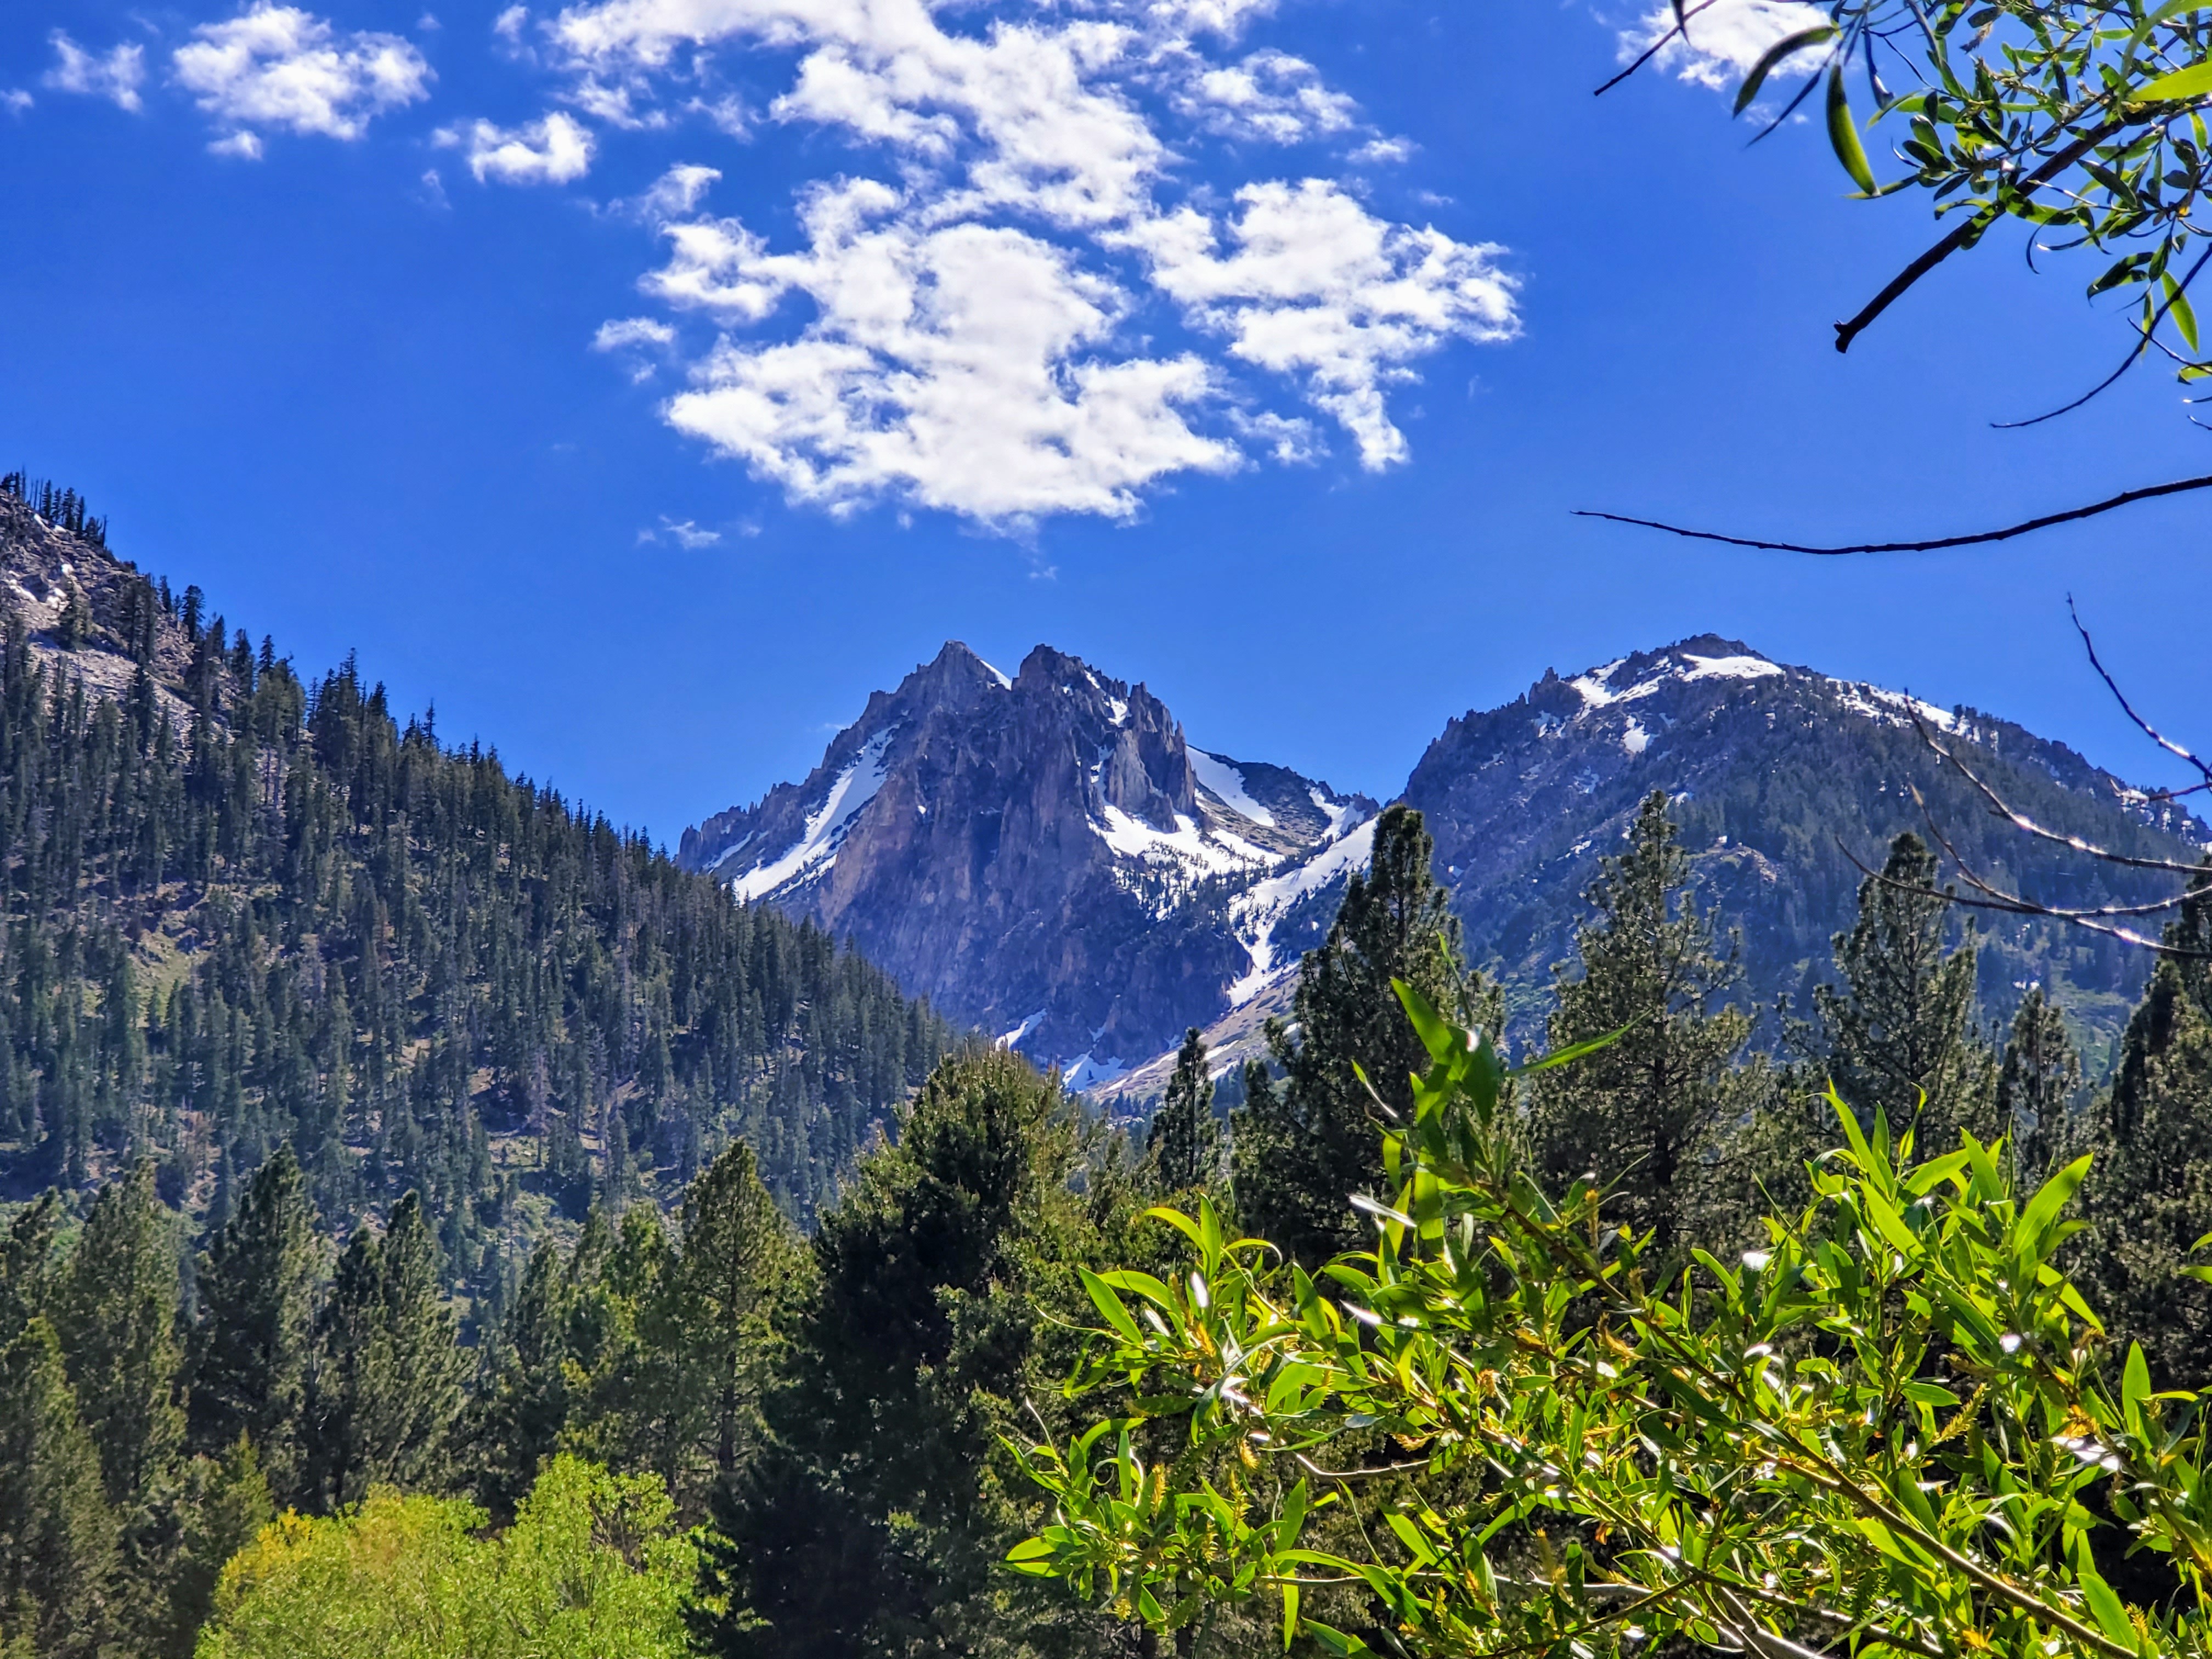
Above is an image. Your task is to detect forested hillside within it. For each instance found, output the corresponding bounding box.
[0,477,952,1314]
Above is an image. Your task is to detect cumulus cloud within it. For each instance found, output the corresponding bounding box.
[439,110,594,182]
[172,4,432,145]
[3,89,34,116]
[44,35,146,111]
[1136,179,1516,468]
[1620,0,1831,91]
[544,0,1517,521]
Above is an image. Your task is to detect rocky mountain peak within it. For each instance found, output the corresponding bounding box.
[678,641,1375,1085]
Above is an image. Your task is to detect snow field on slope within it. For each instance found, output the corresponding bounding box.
[727,727,900,903]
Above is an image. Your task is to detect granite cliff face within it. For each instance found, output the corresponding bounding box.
[676,642,1374,1085]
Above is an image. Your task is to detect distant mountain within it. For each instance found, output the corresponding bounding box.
[1407,635,2203,1063]
[677,642,1375,1087]
[685,634,2207,1101]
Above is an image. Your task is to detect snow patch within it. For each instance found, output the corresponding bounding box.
[978,656,1014,690]
[1835,682,1959,733]
[1060,1053,1128,1092]
[1189,749,1277,827]
[997,1009,1046,1050]
[1093,805,1269,876]
[726,726,898,902]
[1310,787,1364,839]
[1226,815,1377,1005]
[1622,718,1651,755]
[1681,652,1783,684]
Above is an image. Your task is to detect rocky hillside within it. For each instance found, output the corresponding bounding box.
[677,642,1374,1086]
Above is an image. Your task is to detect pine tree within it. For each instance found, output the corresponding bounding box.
[1528,792,1758,1260]
[1998,985,2083,1183]
[52,1159,185,1513]
[0,1195,59,1346]
[1146,1028,1221,1195]
[1815,832,1997,1149]
[0,1316,116,1659]
[667,1142,795,1494]
[1233,805,1498,1264]
[307,1192,464,1509]
[695,1049,1133,1659]
[189,1146,321,1506]
[2072,875,2212,1384]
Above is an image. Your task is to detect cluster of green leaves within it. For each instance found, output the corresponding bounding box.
[1013,980,2212,1657]
[1711,0,2212,386]
[194,1454,696,1659]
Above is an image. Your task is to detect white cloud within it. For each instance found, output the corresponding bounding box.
[1348,136,1412,165]
[1175,49,1356,142]
[2,90,32,116]
[439,110,594,182]
[209,129,265,157]
[1137,179,1516,467]
[172,4,432,143]
[1621,0,1831,91]
[44,35,146,111]
[595,316,678,349]
[494,5,531,42]
[656,178,1235,521]
[554,0,1517,521]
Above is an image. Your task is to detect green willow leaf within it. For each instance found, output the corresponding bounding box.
[1735,26,1838,112]
[2137,58,2212,101]
[1826,64,1880,191]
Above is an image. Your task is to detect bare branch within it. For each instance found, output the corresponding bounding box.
[1836,837,2212,955]
[1911,713,2210,877]
[2068,596,2212,789]
[1593,0,1725,96]
[1572,470,2212,554]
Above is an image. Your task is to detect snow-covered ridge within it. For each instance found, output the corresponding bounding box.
[726,725,899,903]
[1190,748,1277,827]
[1225,816,1378,1006]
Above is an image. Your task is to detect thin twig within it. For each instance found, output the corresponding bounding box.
[2068,595,2212,787]
[1573,469,2212,554]
[1993,242,2212,427]
[1593,0,1725,95]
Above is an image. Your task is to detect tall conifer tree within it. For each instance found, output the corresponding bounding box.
[189,1146,320,1505]
[307,1192,464,1508]
[1233,805,1497,1264]
[1998,985,2083,1183]
[1146,1028,1221,1195]
[52,1160,185,1513]
[1528,792,1758,1259]
[1815,832,1997,1148]
[0,1316,115,1658]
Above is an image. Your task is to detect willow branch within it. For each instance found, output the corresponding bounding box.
[1833,113,2130,353]
[2069,595,2212,788]
[1573,469,2212,554]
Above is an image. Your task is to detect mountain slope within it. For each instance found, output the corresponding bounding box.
[0,478,953,1305]
[1409,635,2202,1058]
[678,642,1375,1084]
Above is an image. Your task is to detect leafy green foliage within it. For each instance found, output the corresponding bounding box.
[1013,985,2212,1657]
[194,1455,695,1659]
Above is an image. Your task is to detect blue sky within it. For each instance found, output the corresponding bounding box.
[3,0,2207,844]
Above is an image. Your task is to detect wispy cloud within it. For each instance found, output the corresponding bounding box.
[638,515,723,546]
[172,4,432,150]
[44,34,146,111]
